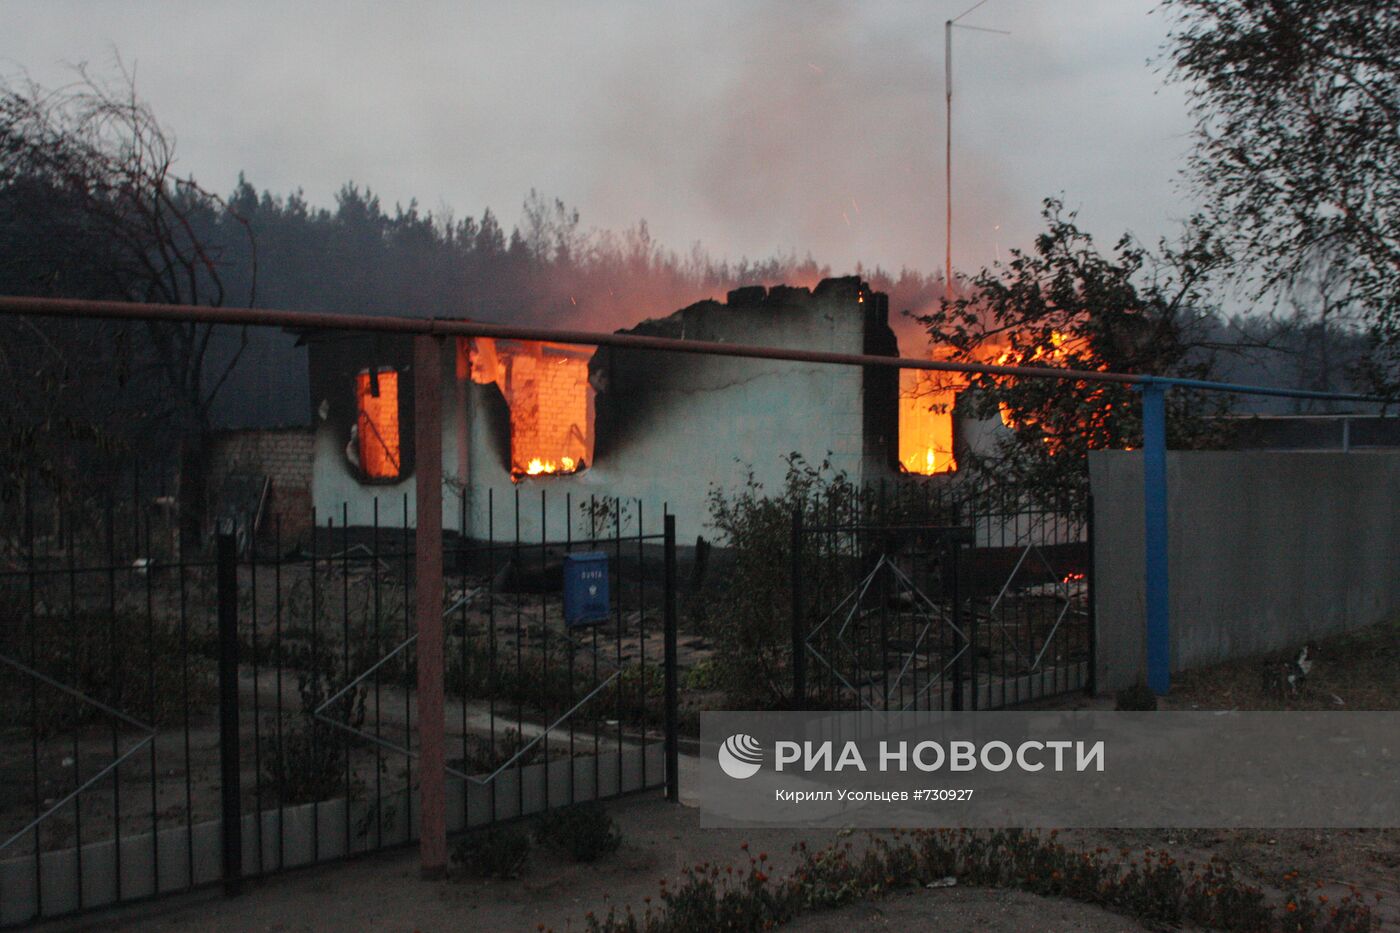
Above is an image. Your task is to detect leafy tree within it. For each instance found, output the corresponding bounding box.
[1163,0,1400,394]
[916,200,1232,498]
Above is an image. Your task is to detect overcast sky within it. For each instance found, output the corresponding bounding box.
[2,0,1197,279]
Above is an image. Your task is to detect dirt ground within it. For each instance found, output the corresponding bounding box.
[1152,615,1400,920]
[36,795,1156,933]
[26,619,1400,932]
[786,886,1157,932]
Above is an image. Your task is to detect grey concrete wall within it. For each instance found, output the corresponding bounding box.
[1089,450,1400,691]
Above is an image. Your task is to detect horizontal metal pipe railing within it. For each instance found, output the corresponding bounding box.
[0,294,1389,404]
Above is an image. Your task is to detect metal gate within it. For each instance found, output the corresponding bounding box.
[791,489,1094,712]
[0,483,678,927]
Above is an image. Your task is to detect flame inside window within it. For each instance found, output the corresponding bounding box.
[899,369,959,475]
[355,368,401,479]
[465,338,593,479]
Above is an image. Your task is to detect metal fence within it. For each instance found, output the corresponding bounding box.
[792,482,1092,712]
[0,477,677,927]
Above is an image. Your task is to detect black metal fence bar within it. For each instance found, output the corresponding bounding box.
[793,483,1092,714]
[0,477,675,928]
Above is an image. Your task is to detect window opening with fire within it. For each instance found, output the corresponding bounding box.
[899,369,959,475]
[354,367,402,480]
[464,337,595,479]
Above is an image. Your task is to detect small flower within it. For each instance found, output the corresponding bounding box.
[1286,901,1298,913]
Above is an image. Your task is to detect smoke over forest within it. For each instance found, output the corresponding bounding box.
[194,182,952,428]
[0,65,1373,463]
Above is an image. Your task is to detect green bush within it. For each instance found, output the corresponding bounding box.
[0,610,216,739]
[696,455,965,709]
[452,824,532,879]
[535,801,622,862]
[259,642,366,805]
[695,455,860,708]
[449,727,545,776]
[682,658,720,691]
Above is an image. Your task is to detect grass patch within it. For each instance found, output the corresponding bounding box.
[1173,617,1400,711]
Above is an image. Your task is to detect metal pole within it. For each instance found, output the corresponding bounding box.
[945,18,954,297]
[663,514,679,803]
[413,335,447,877]
[1141,384,1170,695]
[790,508,806,710]
[215,533,243,897]
[0,296,1387,405]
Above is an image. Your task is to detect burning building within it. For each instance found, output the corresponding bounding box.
[303,277,1002,540]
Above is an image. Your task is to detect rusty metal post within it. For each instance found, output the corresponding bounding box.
[414,335,447,878]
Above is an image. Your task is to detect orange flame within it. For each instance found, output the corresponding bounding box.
[898,339,972,475]
[898,327,1110,471]
[524,456,577,476]
[355,369,401,479]
[464,338,593,480]
[898,370,958,475]
[989,330,1108,451]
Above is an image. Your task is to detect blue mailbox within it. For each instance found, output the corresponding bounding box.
[563,551,610,627]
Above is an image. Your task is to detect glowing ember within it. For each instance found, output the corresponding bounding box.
[524,456,577,476]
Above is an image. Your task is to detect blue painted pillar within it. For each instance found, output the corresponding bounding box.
[1141,382,1170,695]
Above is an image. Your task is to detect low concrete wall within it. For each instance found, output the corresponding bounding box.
[0,745,663,926]
[1089,450,1400,691]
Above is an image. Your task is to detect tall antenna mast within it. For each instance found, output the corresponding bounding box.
[944,0,1008,298]
[945,17,954,297]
